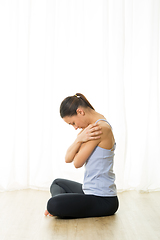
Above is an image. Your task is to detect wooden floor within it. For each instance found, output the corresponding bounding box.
[0,189,160,240]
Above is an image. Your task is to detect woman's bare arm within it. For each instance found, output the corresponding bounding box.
[73,138,101,168]
[65,123,102,163]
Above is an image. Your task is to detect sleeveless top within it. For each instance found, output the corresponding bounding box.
[82,119,117,197]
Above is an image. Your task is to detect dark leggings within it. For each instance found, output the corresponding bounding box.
[47,178,119,219]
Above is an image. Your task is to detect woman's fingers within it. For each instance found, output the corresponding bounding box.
[77,123,102,143]
[91,128,102,134]
[87,126,102,140]
[89,124,102,135]
[91,131,102,136]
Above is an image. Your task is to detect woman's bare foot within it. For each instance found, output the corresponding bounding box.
[44,210,54,217]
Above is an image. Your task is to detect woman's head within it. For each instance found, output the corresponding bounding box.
[60,93,94,118]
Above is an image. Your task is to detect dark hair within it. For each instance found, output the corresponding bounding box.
[60,93,95,118]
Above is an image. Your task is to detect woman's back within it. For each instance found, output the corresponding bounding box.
[82,119,117,197]
[95,119,115,150]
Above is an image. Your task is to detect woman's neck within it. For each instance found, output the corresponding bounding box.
[86,109,106,125]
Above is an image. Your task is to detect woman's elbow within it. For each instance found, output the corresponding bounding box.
[73,158,84,168]
[73,162,81,168]
[65,155,72,163]
[65,158,69,163]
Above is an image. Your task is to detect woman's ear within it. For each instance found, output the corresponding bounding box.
[76,108,85,116]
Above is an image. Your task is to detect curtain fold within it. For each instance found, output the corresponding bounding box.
[0,0,160,192]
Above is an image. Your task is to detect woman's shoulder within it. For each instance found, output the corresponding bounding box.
[96,120,115,149]
[96,120,112,132]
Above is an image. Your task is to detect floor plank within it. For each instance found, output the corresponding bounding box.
[0,189,160,240]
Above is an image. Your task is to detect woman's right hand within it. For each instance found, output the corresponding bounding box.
[77,123,102,143]
[65,124,102,164]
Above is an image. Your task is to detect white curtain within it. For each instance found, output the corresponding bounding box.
[0,0,160,192]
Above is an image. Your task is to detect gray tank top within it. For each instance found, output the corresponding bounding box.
[82,119,117,196]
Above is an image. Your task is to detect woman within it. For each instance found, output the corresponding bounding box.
[44,93,119,218]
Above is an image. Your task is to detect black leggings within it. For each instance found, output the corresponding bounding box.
[47,178,119,219]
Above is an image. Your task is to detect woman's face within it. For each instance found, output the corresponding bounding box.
[63,109,88,130]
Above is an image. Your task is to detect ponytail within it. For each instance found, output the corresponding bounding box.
[60,93,95,118]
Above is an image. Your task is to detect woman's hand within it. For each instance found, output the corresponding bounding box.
[77,123,102,143]
[65,123,102,164]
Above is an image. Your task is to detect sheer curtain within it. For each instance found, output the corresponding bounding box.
[0,0,160,192]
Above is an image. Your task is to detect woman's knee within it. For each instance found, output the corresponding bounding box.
[47,197,57,215]
[47,196,63,216]
[50,178,61,193]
